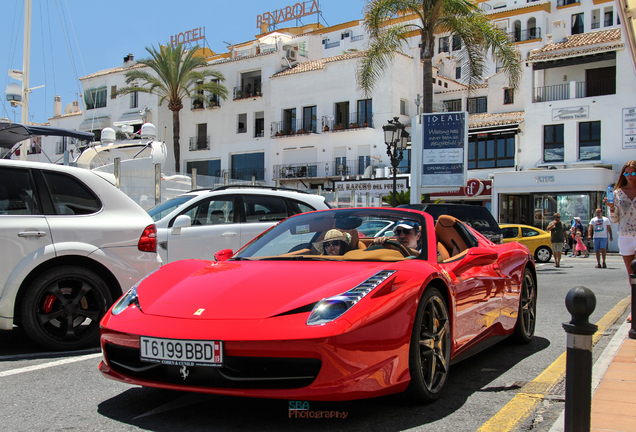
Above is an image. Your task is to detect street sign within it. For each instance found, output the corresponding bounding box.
[420,111,467,187]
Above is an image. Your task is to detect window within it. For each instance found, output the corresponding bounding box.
[452,35,462,51]
[283,108,297,134]
[438,36,450,53]
[335,102,349,128]
[397,149,411,174]
[207,79,221,107]
[110,85,117,100]
[455,67,461,80]
[186,159,221,178]
[579,121,601,161]
[604,10,613,27]
[544,124,564,162]
[237,113,247,134]
[84,87,107,110]
[231,152,264,181]
[298,41,307,57]
[572,13,584,35]
[183,196,233,226]
[335,157,347,175]
[468,133,515,169]
[504,89,514,105]
[130,90,138,109]
[443,99,461,112]
[502,227,518,239]
[400,99,408,115]
[0,167,40,215]
[195,123,208,150]
[521,227,541,238]
[357,98,372,126]
[193,81,204,109]
[243,195,289,223]
[42,171,102,215]
[341,31,351,39]
[467,96,487,114]
[302,106,317,133]
[254,111,264,137]
[358,155,371,176]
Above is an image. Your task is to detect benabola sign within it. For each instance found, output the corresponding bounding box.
[257,0,320,28]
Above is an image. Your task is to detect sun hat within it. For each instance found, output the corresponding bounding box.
[315,229,351,253]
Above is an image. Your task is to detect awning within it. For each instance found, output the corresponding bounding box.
[113,110,149,126]
[0,122,94,149]
[78,116,110,131]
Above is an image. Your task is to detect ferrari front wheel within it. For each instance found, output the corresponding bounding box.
[512,268,537,344]
[405,287,451,404]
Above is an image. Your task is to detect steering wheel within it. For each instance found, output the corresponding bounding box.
[383,240,411,257]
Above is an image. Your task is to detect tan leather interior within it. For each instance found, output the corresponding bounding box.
[435,215,469,259]
[437,242,450,262]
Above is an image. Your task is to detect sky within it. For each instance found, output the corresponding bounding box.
[1,0,366,125]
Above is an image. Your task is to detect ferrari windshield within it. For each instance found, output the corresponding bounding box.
[234,208,428,261]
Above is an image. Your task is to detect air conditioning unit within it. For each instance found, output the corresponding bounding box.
[286,49,297,61]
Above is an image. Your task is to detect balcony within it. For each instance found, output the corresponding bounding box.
[325,41,340,49]
[189,135,210,151]
[273,161,373,179]
[233,84,262,100]
[322,113,374,132]
[556,0,580,6]
[533,78,615,102]
[509,27,542,42]
[270,118,318,138]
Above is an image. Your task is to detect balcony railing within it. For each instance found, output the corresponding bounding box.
[273,161,376,179]
[189,135,210,151]
[534,78,616,102]
[322,112,374,132]
[325,41,340,49]
[605,17,614,27]
[270,118,318,138]
[351,34,364,42]
[509,27,542,42]
[233,84,262,100]
[591,22,601,29]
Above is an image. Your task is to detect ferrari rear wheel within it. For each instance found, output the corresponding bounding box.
[405,287,451,403]
[534,246,552,263]
[512,268,537,344]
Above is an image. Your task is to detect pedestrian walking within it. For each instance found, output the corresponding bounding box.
[547,213,565,267]
[605,159,636,322]
[571,217,584,256]
[574,229,589,258]
[588,208,613,268]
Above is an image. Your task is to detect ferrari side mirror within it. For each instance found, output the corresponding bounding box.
[215,249,233,262]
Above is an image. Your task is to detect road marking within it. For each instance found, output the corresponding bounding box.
[477,295,631,432]
[0,353,102,378]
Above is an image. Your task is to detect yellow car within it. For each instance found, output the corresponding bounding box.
[499,224,553,263]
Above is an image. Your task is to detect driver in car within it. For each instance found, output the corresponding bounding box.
[373,221,421,255]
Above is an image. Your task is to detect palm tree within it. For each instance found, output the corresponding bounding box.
[358,0,521,113]
[117,43,228,172]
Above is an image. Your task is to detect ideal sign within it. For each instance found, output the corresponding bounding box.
[257,0,320,29]
[421,112,468,188]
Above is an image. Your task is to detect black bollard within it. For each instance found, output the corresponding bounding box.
[563,286,598,432]
[630,260,636,340]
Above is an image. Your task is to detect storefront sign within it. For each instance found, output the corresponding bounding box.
[535,175,555,183]
[335,178,409,198]
[170,27,205,47]
[257,0,319,29]
[551,106,589,121]
[420,112,467,188]
[430,179,492,198]
[623,107,636,149]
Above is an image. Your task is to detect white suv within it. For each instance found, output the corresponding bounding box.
[147,186,330,263]
[0,160,161,350]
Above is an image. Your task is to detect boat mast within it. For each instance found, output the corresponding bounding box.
[20,0,32,160]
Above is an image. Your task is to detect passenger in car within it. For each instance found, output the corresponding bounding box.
[316,229,352,255]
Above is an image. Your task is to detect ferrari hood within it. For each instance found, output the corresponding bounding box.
[137,259,399,320]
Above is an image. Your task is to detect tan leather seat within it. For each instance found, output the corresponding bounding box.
[435,215,469,258]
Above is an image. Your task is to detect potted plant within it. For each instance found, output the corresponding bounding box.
[324,125,329,131]
[334,123,344,130]
[363,121,369,127]
[297,128,306,134]
[276,130,284,137]
[349,122,359,128]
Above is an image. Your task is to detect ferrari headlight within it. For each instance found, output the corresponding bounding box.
[111,269,158,315]
[306,270,396,326]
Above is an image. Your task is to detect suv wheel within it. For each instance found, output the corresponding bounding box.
[20,266,113,350]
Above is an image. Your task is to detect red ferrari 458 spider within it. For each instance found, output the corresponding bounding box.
[99,208,537,403]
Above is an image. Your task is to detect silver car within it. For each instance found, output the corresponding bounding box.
[0,160,161,350]
[147,186,331,263]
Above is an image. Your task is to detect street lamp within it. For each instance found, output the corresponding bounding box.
[383,117,409,207]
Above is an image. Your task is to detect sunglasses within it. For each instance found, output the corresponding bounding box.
[324,241,340,248]
[555,217,560,219]
[395,228,413,235]
[623,172,636,177]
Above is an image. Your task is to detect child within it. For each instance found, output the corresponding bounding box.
[574,229,589,258]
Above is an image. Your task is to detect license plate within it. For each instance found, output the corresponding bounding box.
[140,337,223,367]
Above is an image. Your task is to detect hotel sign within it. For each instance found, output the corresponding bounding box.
[170,27,205,47]
[257,0,320,28]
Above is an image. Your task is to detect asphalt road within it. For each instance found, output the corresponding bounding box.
[0,254,631,432]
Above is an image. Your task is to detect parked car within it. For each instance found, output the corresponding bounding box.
[100,207,536,403]
[0,160,161,350]
[357,219,397,237]
[500,224,552,263]
[398,203,503,244]
[146,186,331,263]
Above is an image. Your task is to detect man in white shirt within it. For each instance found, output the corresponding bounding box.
[588,208,613,268]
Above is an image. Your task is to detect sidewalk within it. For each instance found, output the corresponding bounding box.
[549,319,636,432]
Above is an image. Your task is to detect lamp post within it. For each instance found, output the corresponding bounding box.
[383,117,409,207]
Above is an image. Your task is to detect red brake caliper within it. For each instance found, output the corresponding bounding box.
[43,295,56,313]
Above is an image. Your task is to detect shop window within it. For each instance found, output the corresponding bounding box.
[544,124,564,163]
[504,89,514,105]
[579,121,601,161]
[467,96,487,114]
[438,36,450,54]
[468,133,515,169]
